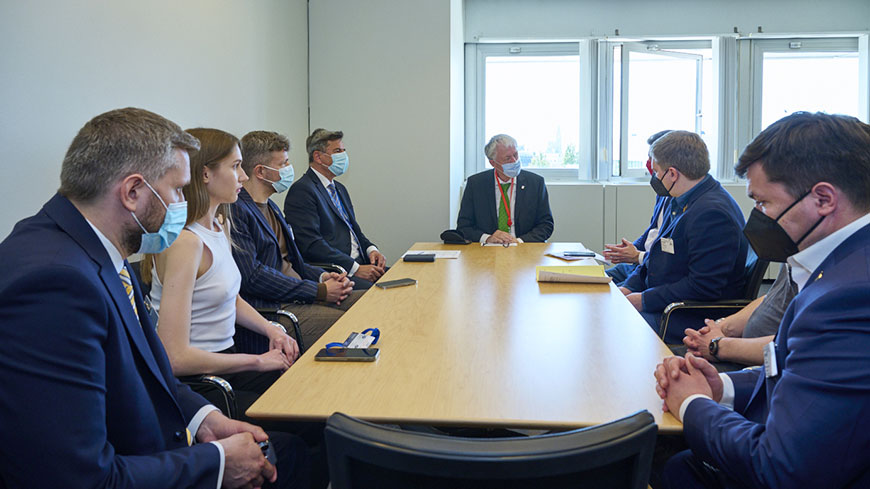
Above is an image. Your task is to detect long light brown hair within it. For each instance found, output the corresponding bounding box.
[140,128,240,284]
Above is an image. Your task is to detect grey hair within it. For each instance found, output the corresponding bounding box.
[306,128,343,163]
[484,134,518,161]
[59,107,200,203]
[649,130,710,180]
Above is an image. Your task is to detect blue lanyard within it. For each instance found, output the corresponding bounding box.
[326,328,380,349]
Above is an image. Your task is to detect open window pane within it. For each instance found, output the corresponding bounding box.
[485,55,580,169]
[761,51,860,130]
[613,43,715,178]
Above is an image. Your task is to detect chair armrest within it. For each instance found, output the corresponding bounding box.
[184,375,237,419]
[309,262,347,275]
[257,308,306,354]
[659,300,753,343]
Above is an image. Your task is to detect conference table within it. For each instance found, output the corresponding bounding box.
[248,242,682,433]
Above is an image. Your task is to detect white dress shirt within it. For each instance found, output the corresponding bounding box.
[677,211,870,422]
[480,171,523,243]
[312,170,379,276]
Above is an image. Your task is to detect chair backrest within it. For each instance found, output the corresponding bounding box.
[742,249,769,301]
[324,411,657,489]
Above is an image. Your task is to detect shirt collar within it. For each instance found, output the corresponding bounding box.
[671,174,710,212]
[787,211,870,291]
[312,167,334,189]
[85,219,125,273]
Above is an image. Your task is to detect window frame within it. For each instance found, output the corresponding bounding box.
[464,42,585,181]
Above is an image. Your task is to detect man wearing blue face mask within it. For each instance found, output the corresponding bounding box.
[457,134,554,244]
[284,128,386,289]
[0,108,290,488]
[231,131,362,346]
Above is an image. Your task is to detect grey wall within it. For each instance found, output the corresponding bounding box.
[0,0,309,238]
[308,0,462,263]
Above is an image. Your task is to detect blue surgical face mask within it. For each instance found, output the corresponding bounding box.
[501,160,521,179]
[131,180,187,254]
[324,151,349,177]
[262,164,295,193]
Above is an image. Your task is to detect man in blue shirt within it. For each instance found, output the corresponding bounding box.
[620,131,748,342]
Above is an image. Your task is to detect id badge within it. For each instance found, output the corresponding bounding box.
[661,237,675,254]
[345,332,376,348]
[763,341,779,378]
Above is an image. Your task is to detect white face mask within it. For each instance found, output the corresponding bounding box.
[501,160,521,178]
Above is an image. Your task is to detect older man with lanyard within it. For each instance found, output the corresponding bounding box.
[457,133,554,244]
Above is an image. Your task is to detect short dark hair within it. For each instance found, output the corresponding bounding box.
[736,112,870,211]
[647,130,672,145]
[59,108,200,203]
[649,130,710,179]
[306,128,343,163]
[241,131,290,174]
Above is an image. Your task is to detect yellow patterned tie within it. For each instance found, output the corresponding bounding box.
[119,266,138,316]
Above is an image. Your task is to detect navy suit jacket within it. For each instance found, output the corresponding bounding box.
[682,221,870,488]
[456,169,554,242]
[231,188,325,309]
[284,168,376,272]
[623,176,748,317]
[0,194,219,489]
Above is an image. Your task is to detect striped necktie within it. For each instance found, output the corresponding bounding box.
[119,265,138,316]
[327,183,361,256]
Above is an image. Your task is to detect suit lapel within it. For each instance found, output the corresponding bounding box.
[308,168,347,223]
[241,189,281,249]
[484,169,499,231]
[43,195,175,399]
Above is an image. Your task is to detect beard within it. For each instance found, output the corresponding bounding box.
[122,197,166,255]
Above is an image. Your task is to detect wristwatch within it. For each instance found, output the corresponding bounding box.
[709,336,723,361]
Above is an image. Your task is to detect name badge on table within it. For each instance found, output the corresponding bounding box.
[763,341,779,378]
[660,238,675,254]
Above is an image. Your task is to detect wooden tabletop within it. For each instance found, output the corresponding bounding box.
[247,242,682,433]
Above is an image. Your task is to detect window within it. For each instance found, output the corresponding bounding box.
[750,38,860,133]
[604,41,716,179]
[466,43,582,180]
[466,35,868,183]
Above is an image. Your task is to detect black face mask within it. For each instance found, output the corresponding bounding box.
[650,170,676,197]
[742,190,825,262]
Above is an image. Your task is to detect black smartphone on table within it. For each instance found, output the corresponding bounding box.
[315,348,380,362]
[376,278,417,289]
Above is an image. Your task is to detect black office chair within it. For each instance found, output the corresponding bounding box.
[324,411,657,489]
[658,250,770,344]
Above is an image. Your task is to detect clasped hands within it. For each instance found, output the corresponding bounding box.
[603,238,639,264]
[355,250,386,282]
[653,353,724,419]
[485,230,517,245]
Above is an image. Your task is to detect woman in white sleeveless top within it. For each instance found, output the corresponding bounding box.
[147,128,299,412]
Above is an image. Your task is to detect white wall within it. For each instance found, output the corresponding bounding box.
[0,0,309,238]
[308,0,462,262]
[465,0,870,40]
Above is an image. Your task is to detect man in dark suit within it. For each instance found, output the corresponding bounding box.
[620,131,748,342]
[284,128,386,289]
[655,112,870,488]
[604,130,673,285]
[232,130,360,346]
[456,134,554,244]
[0,108,305,488]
